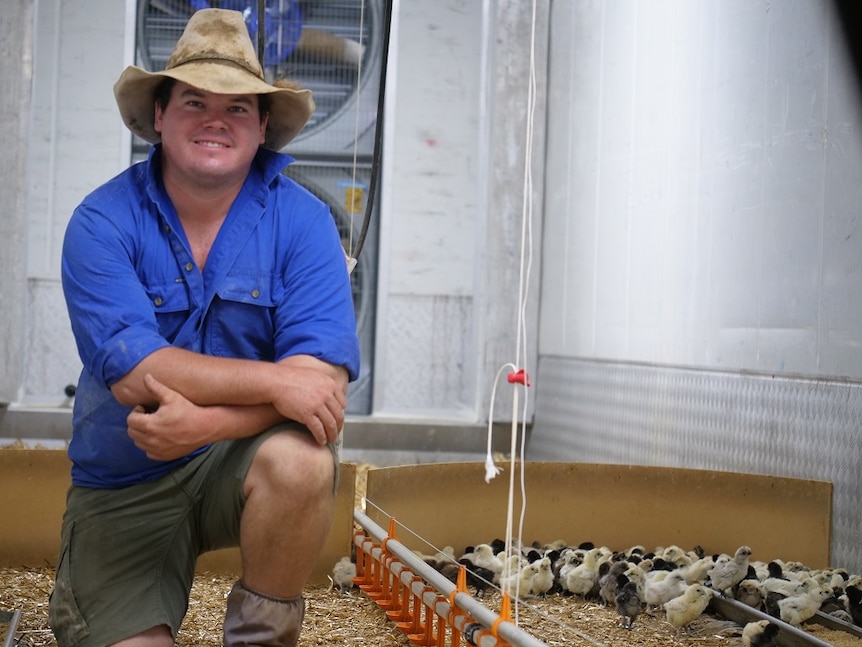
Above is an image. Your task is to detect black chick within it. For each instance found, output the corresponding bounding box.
[524,548,543,563]
[742,619,780,647]
[599,562,629,606]
[615,580,642,630]
[651,557,675,572]
[766,561,786,580]
[457,558,496,597]
[846,584,862,626]
[764,591,785,619]
[490,538,506,554]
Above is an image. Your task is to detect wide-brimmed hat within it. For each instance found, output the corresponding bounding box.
[113,8,314,151]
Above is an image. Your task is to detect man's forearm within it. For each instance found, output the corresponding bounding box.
[111,346,303,408]
[202,402,287,442]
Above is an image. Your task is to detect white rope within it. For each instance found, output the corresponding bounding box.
[483,0,539,625]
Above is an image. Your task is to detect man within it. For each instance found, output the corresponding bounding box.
[49,9,360,647]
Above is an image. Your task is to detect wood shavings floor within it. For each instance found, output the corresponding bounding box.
[3,567,862,647]
[2,461,860,646]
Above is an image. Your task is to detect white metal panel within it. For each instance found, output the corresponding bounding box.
[540,0,862,381]
[27,0,127,280]
[23,279,80,405]
[385,1,484,297]
[0,0,34,404]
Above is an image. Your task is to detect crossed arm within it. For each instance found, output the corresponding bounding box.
[112,347,349,461]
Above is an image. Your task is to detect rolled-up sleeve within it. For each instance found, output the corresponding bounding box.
[272,191,361,381]
[62,197,171,388]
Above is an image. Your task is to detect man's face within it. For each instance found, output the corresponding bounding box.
[154,81,268,188]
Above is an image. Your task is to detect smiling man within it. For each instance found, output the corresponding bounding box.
[49,9,360,647]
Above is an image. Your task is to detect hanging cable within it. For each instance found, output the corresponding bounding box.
[346,0,368,258]
[483,0,540,625]
[256,0,266,68]
[347,0,392,266]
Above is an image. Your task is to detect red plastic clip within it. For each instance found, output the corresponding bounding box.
[507,369,531,386]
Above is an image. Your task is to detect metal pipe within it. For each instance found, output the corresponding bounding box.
[1,609,21,647]
[709,596,837,647]
[353,508,550,647]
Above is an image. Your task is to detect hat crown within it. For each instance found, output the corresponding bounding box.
[166,9,264,81]
[113,7,314,150]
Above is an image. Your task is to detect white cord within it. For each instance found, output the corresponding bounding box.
[482,0,539,624]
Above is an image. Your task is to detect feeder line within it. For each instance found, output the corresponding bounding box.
[1,609,21,647]
[360,497,609,647]
[353,508,550,647]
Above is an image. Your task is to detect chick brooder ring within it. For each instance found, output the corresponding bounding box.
[353,461,838,647]
[349,506,860,647]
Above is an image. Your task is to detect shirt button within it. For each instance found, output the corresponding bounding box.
[251,289,261,298]
[154,296,163,306]
[185,262,194,272]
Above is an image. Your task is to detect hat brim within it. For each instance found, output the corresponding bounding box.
[113,61,315,151]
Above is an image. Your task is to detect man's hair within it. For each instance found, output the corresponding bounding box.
[154,77,271,120]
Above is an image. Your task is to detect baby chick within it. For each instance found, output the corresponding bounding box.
[499,561,536,599]
[660,545,692,568]
[563,547,602,597]
[681,556,715,584]
[663,583,714,636]
[331,555,357,593]
[470,543,505,575]
[735,579,765,610]
[615,580,642,629]
[777,584,833,626]
[529,556,555,598]
[742,619,780,647]
[599,560,630,606]
[454,558,496,597]
[644,570,688,609]
[846,584,862,626]
[708,546,752,595]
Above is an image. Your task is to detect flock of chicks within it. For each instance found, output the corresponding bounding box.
[333,539,862,646]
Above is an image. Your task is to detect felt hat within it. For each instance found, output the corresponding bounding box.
[113,8,314,151]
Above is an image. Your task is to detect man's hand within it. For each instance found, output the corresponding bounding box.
[126,373,210,461]
[270,364,348,445]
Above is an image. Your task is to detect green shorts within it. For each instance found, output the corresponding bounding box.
[48,424,340,647]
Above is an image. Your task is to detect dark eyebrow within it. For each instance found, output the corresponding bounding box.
[177,87,256,107]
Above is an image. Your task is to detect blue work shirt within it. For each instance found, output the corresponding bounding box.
[62,146,360,488]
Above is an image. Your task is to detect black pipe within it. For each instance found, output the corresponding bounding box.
[257,0,266,70]
[350,0,393,263]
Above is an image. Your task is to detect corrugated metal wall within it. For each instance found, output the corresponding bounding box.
[530,357,862,572]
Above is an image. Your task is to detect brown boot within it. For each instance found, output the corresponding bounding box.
[223,581,305,647]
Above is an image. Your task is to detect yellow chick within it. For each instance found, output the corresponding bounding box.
[663,583,714,635]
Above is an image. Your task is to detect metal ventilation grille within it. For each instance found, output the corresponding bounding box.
[136,0,379,145]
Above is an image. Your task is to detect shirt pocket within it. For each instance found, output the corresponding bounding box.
[145,279,192,343]
[211,271,277,359]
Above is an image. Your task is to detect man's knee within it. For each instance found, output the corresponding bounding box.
[244,429,335,500]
